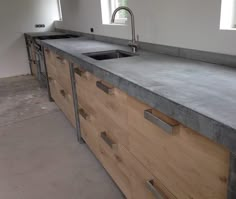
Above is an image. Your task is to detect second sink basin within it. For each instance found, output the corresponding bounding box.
[83,50,136,61]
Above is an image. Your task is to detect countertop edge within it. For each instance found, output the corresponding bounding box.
[41,41,236,154]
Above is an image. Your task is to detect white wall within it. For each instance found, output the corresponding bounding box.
[234,1,236,27]
[56,0,236,55]
[0,0,60,78]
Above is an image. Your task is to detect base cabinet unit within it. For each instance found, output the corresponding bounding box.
[44,49,76,127]
[73,63,231,199]
[44,47,231,199]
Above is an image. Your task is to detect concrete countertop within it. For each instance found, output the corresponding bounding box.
[41,37,236,154]
[25,31,68,38]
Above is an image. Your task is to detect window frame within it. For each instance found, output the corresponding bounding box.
[111,0,128,24]
[220,0,236,30]
[57,0,63,21]
[101,0,128,25]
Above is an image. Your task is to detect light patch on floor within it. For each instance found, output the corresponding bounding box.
[0,75,124,199]
[0,75,58,127]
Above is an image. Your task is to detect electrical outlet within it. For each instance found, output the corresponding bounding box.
[35,24,45,28]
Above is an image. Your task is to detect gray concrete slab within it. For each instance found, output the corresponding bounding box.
[25,32,68,38]
[0,112,123,199]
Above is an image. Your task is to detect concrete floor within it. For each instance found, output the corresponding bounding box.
[0,75,123,199]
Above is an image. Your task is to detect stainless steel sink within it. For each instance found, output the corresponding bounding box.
[83,50,136,61]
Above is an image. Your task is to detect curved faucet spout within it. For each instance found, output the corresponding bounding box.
[111,6,138,53]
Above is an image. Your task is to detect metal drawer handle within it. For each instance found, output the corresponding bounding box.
[29,59,36,64]
[56,56,65,63]
[146,180,164,199]
[78,108,90,120]
[101,132,117,149]
[144,109,178,135]
[96,81,114,95]
[74,68,85,77]
[60,89,66,97]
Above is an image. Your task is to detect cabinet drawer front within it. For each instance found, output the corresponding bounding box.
[75,66,127,123]
[44,48,56,66]
[79,105,101,158]
[94,80,127,128]
[49,78,76,127]
[55,55,72,95]
[98,131,174,199]
[98,132,132,199]
[75,66,129,147]
[127,96,229,199]
[47,63,57,79]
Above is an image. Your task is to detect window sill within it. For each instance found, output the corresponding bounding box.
[54,19,63,22]
[103,23,127,27]
[220,27,236,31]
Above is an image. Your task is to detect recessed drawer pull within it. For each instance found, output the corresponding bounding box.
[78,108,89,120]
[30,60,36,64]
[96,81,114,95]
[56,56,65,63]
[60,89,66,97]
[45,49,50,53]
[146,180,164,199]
[74,68,85,77]
[48,77,53,81]
[144,109,177,134]
[101,132,117,149]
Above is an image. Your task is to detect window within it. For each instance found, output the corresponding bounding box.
[220,0,236,29]
[57,0,63,21]
[101,0,128,25]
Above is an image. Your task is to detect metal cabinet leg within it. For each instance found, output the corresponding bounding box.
[42,47,54,102]
[228,153,236,199]
[69,62,84,144]
[24,34,33,75]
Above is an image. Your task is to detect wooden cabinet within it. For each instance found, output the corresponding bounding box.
[44,50,230,199]
[74,64,176,199]
[74,63,230,199]
[45,49,75,127]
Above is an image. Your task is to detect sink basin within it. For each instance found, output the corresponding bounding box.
[83,50,135,61]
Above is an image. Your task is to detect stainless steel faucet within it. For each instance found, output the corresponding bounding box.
[111,6,138,53]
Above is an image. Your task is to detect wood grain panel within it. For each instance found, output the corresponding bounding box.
[79,104,101,158]
[127,95,230,199]
[49,78,76,127]
[54,54,72,95]
[44,48,56,66]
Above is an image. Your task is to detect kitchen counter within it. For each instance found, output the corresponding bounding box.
[41,37,236,154]
[25,31,69,38]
